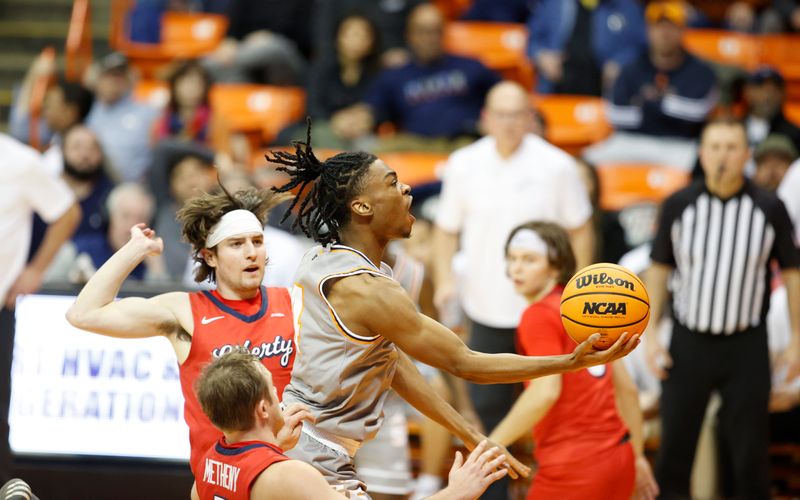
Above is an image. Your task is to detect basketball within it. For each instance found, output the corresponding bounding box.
[560,263,650,350]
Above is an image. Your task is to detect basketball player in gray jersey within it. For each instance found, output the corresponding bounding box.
[268,124,641,497]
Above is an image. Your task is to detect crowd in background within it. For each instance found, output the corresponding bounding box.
[2,0,800,499]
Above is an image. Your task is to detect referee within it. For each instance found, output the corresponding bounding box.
[644,118,800,499]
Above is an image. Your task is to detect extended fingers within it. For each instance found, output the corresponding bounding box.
[506,453,530,479]
[286,409,314,426]
[465,440,490,465]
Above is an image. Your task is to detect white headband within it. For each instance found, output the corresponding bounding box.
[205,209,263,248]
[508,229,549,256]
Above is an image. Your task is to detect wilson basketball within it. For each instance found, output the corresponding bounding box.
[560,263,650,350]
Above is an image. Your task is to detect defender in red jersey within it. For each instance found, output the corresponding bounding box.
[488,222,659,500]
[195,350,509,500]
[66,185,302,488]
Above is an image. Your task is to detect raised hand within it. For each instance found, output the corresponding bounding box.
[276,403,315,451]
[632,454,659,500]
[129,223,164,257]
[464,437,529,480]
[444,440,509,500]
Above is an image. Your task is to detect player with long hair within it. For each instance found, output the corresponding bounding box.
[267,122,641,496]
[66,182,308,495]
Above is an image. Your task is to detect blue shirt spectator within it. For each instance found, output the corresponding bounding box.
[86,53,158,183]
[608,52,717,138]
[606,2,717,139]
[73,232,147,280]
[28,125,116,260]
[528,0,646,94]
[87,93,158,182]
[364,54,500,137]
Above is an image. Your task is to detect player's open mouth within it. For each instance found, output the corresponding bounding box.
[244,265,259,273]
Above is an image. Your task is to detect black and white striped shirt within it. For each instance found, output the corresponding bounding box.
[651,179,800,335]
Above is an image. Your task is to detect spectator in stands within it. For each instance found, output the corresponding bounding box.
[676,1,791,33]
[31,127,116,277]
[9,54,94,172]
[765,281,800,445]
[461,0,533,23]
[62,183,162,283]
[33,125,116,249]
[432,81,593,500]
[39,79,95,174]
[574,157,631,263]
[313,0,427,68]
[154,153,216,280]
[278,13,381,149]
[743,66,800,151]
[204,0,311,86]
[753,134,798,191]
[152,60,213,145]
[778,159,800,243]
[86,53,159,183]
[528,0,647,95]
[341,3,501,152]
[584,1,718,170]
[747,0,800,32]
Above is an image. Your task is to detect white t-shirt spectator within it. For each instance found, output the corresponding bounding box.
[777,160,800,244]
[436,134,592,328]
[0,133,75,304]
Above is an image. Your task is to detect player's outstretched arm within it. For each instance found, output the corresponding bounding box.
[488,375,561,447]
[392,352,530,479]
[612,361,659,500]
[66,224,186,340]
[327,275,639,384]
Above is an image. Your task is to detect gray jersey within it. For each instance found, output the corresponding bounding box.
[283,244,398,444]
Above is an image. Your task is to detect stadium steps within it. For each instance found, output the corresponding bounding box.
[0,0,112,134]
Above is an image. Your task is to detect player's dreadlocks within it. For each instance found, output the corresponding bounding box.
[268,120,377,246]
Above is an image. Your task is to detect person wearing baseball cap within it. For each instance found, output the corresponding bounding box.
[584,0,717,170]
[644,0,688,26]
[85,52,159,183]
[744,65,800,153]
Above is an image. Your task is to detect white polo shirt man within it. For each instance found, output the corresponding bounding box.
[436,133,592,328]
[0,133,76,305]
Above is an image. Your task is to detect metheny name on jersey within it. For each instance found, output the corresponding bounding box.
[575,272,635,291]
[212,337,293,367]
[203,458,241,493]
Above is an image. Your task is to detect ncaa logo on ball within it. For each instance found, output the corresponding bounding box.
[582,302,627,315]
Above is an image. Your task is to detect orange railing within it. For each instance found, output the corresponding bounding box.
[29,47,56,151]
[65,0,92,81]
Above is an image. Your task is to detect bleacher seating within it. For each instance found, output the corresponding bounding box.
[596,162,690,212]
[111,1,228,78]
[443,21,535,88]
[530,94,612,155]
[682,29,761,70]
[209,84,305,152]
